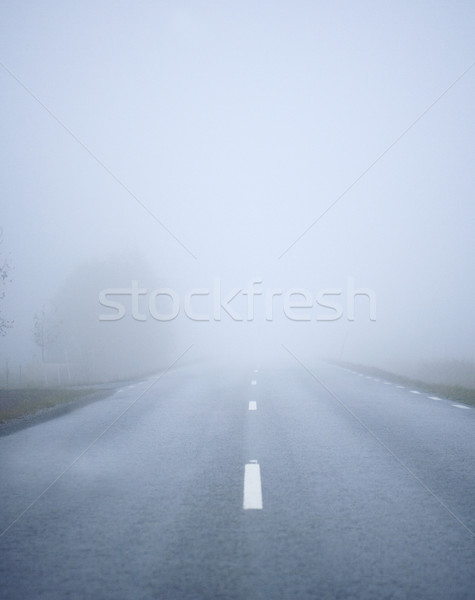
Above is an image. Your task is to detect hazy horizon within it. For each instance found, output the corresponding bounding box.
[1,1,474,384]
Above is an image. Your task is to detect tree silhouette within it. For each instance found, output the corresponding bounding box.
[0,232,13,336]
[33,304,61,362]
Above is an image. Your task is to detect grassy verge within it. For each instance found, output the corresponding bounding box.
[0,388,104,423]
[333,361,475,407]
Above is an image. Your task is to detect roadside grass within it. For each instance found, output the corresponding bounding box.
[334,361,475,408]
[0,388,101,423]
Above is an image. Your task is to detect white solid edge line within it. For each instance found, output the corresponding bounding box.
[243,462,263,510]
[453,404,471,410]
[249,401,257,411]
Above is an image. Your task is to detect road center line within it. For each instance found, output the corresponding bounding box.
[248,401,257,411]
[243,461,263,510]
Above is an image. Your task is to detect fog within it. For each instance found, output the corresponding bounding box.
[1,1,474,386]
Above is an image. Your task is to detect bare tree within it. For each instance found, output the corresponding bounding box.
[0,231,13,336]
[33,304,61,362]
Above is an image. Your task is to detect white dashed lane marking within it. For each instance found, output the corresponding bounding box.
[249,401,257,411]
[453,404,471,410]
[410,390,421,395]
[243,461,263,510]
[251,380,257,386]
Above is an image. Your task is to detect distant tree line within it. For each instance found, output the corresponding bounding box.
[32,253,172,384]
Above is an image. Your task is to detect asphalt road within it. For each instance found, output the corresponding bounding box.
[1,359,474,599]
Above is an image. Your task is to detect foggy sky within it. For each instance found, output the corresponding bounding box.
[1,1,474,376]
